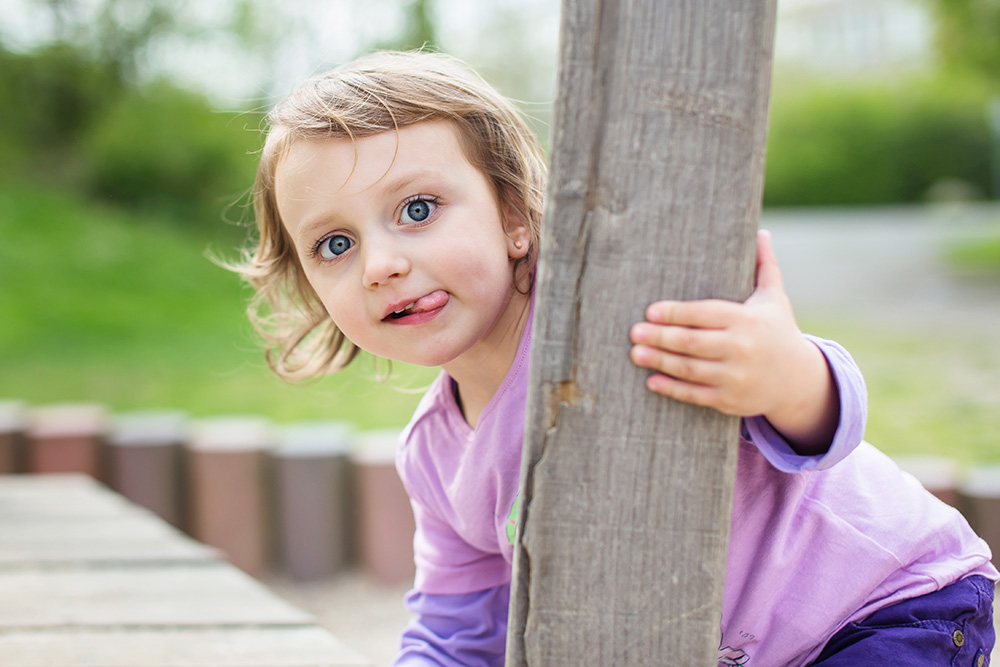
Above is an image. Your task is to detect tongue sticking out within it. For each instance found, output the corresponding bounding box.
[390,290,448,319]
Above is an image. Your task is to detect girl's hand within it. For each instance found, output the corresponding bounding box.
[629,229,839,455]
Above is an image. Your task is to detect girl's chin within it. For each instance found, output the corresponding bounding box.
[364,348,461,370]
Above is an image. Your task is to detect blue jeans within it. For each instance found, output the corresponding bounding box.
[811,575,995,666]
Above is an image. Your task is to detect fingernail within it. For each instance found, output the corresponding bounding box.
[647,303,670,321]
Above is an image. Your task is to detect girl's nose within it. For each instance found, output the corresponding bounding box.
[362,242,411,289]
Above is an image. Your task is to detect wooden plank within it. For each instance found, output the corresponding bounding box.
[0,515,218,567]
[0,475,374,666]
[0,475,218,567]
[0,627,372,666]
[0,474,99,489]
[0,564,314,628]
[507,0,777,664]
[0,474,145,518]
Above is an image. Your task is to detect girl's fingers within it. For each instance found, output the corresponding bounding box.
[629,322,728,360]
[644,373,721,411]
[645,299,741,329]
[754,228,784,293]
[630,345,723,386]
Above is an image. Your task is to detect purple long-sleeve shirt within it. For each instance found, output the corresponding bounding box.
[393,317,996,666]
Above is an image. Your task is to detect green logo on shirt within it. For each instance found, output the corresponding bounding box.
[506,494,520,545]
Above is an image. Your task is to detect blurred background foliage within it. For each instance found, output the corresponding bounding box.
[927,0,1000,86]
[765,73,995,206]
[0,0,998,457]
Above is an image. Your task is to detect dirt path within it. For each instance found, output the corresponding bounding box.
[263,572,411,667]
[764,203,1000,332]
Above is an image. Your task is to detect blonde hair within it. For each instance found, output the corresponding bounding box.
[235,50,547,381]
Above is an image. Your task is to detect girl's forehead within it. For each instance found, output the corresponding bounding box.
[277,120,472,195]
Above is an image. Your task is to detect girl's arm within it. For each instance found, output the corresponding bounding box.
[393,492,512,665]
[742,334,867,472]
[394,585,509,667]
[629,230,858,457]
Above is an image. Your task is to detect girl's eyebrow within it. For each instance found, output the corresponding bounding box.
[293,213,343,249]
[374,168,445,197]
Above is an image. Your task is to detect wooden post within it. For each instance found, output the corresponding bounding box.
[108,409,189,529]
[28,403,108,482]
[186,416,273,578]
[272,421,353,581]
[352,430,417,585]
[507,1,777,665]
[0,401,27,474]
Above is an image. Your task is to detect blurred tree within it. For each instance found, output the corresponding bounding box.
[375,0,439,52]
[227,0,302,103]
[15,0,292,100]
[92,0,183,82]
[926,0,1000,87]
[0,42,124,180]
[81,81,260,226]
[29,0,190,83]
[230,0,284,62]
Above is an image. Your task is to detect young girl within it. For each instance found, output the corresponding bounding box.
[237,50,997,666]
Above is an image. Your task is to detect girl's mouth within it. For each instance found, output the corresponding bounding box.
[387,303,415,320]
[383,290,449,322]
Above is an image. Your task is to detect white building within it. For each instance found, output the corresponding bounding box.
[775,0,936,74]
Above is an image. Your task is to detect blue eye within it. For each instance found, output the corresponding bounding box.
[401,198,436,224]
[317,234,354,259]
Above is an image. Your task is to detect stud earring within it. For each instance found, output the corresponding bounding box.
[514,240,523,249]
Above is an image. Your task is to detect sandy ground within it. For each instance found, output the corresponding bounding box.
[262,571,412,667]
[262,204,1000,665]
[763,203,1000,333]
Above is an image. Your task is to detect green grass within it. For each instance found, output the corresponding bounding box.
[799,317,1000,466]
[946,226,1000,279]
[2,182,998,463]
[0,182,435,429]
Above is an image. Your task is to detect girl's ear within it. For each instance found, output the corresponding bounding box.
[507,228,530,260]
[503,206,532,260]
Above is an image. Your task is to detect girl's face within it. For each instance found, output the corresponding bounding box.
[274,120,531,374]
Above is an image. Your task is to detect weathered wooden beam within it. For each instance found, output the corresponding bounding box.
[0,475,372,666]
[507,1,777,664]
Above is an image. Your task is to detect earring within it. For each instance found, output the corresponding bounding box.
[514,240,523,249]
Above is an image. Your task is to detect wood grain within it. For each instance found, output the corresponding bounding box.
[507,1,777,664]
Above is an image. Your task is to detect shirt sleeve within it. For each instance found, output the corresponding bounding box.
[742,334,868,473]
[409,498,511,595]
[396,415,511,596]
[393,584,510,667]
